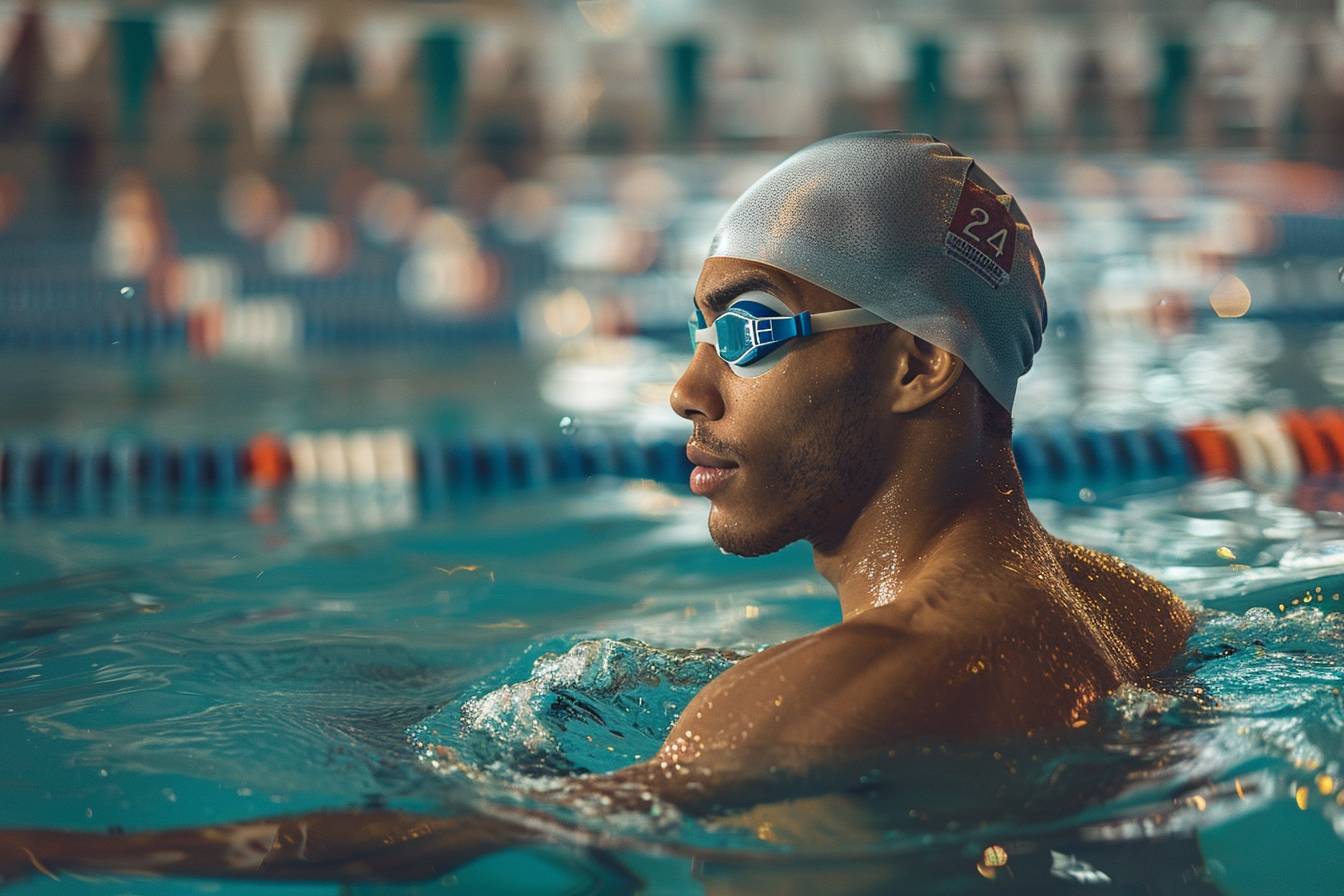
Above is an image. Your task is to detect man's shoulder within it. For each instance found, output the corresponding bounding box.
[681,610,994,746]
[1048,536,1195,674]
[740,606,970,682]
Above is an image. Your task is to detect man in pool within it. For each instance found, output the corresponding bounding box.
[1,133,1195,885]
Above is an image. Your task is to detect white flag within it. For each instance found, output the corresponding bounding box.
[0,1,24,79]
[42,0,107,80]
[160,5,220,84]
[349,11,421,97]
[236,5,316,148]
[1012,25,1081,132]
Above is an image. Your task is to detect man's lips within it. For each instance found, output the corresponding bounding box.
[686,444,737,469]
[686,444,738,496]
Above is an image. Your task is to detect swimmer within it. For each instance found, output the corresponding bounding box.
[1,133,1195,887]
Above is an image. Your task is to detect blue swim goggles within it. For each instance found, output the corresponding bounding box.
[688,291,887,377]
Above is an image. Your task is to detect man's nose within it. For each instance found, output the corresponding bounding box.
[670,347,726,421]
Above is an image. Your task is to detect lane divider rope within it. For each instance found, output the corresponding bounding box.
[6,410,1344,512]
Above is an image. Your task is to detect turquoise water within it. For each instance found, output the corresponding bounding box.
[4,325,1344,893]
[4,475,1344,893]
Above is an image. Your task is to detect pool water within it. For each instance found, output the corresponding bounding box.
[4,323,1344,894]
[4,472,1344,894]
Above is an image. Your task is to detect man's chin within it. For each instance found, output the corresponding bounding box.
[707,508,794,558]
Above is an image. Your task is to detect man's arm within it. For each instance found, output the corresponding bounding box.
[2,619,970,885]
[1,809,537,884]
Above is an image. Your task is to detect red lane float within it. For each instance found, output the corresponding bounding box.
[1312,409,1344,471]
[247,433,290,488]
[1181,423,1239,478]
[1281,410,1334,475]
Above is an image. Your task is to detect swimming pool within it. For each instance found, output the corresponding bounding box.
[4,320,1344,894]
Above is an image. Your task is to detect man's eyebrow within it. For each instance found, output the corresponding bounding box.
[694,272,785,314]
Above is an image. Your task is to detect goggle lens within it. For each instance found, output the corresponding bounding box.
[713,312,754,363]
[687,306,706,351]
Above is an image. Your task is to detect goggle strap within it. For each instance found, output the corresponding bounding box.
[807,307,887,333]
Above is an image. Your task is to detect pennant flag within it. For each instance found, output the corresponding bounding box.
[1320,25,1344,92]
[42,0,107,80]
[1097,16,1157,97]
[949,27,1000,101]
[0,1,23,79]
[236,5,316,148]
[1013,25,1080,132]
[160,4,219,84]
[466,21,512,93]
[534,28,586,144]
[349,10,421,97]
[575,0,634,39]
[844,23,910,92]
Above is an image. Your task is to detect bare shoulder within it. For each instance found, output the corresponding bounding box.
[1049,536,1195,675]
[662,610,992,756]
[597,615,988,813]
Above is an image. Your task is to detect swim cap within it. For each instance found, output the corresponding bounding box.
[706,131,1047,412]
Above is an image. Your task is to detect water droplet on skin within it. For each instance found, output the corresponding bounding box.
[558,416,578,435]
[119,286,135,299]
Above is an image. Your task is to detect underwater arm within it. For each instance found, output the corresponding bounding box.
[0,809,536,884]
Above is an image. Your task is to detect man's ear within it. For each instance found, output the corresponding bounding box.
[888,332,964,413]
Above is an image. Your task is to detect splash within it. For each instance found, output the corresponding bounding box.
[410,638,739,779]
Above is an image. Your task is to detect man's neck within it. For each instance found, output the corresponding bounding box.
[811,440,1041,620]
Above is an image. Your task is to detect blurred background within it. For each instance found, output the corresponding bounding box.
[2,0,1344,522]
[7,8,1344,892]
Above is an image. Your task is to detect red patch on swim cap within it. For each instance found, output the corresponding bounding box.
[944,178,1016,288]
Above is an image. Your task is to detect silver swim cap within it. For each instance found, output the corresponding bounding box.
[707,131,1047,412]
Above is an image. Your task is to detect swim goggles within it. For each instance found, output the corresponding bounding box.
[688,291,887,377]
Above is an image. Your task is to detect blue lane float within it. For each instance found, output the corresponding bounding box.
[4,411,1344,515]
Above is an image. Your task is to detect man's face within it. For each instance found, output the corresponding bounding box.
[670,257,893,557]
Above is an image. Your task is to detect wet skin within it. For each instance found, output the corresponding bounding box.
[0,256,1195,886]
[666,256,1194,747]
